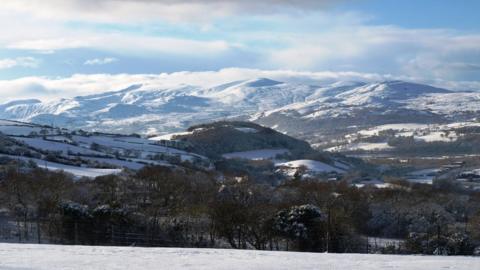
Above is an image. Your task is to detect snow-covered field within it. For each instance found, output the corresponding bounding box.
[0,244,478,270]
[0,154,122,178]
[0,119,211,177]
[323,120,480,154]
[357,123,430,136]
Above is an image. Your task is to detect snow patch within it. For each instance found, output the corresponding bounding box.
[276,159,345,173]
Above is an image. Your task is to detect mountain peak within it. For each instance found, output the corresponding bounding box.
[0,99,41,107]
[379,80,450,92]
[243,78,283,87]
[338,80,451,102]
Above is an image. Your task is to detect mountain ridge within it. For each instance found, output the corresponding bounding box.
[0,78,478,141]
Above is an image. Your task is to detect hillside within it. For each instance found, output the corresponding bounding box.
[0,119,210,178]
[0,120,357,181]
[153,121,356,183]
[253,81,457,138]
[172,121,313,159]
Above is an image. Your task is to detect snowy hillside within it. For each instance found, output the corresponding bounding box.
[0,120,209,178]
[0,244,478,270]
[2,79,478,140]
[253,80,463,135]
[320,120,480,155]
[0,119,355,181]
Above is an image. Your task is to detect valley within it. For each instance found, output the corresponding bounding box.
[2,78,480,189]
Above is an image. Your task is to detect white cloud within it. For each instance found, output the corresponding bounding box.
[6,33,233,56]
[0,68,478,103]
[0,57,39,69]
[265,26,480,81]
[0,4,236,56]
[84,57,118,65]
[1,0,341,24]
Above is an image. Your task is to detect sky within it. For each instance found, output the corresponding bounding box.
[0,0,479,101]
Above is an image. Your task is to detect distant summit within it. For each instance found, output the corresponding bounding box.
[242,78,283,88]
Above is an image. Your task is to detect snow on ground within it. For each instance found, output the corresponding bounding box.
[222,149,289,160]
[329,121,480,153]
[13,137,105,156]
[357,123,429,136]
[148,131,193,141]
[0,119,60,136]
[355,183,393,189]
[0,125,51,136]
[276,159,345,173]
[35,161,121,178]
[6,135,177,171]
[348,142,393,151]
[0,155,121,178]
[414,131,457,142]
[325,143,393,152]
[405,92,480,114]
[0,121,207,173]
[72,135,203,161]
[0,244,478,270]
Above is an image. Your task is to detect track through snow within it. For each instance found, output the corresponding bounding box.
[0,244,478,270]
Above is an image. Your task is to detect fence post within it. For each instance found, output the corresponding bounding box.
[74,222,78,245]
[366,236,369,254]
[111,225,115,245]
[37,220,41,244]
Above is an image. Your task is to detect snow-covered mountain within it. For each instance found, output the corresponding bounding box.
[1,78,479,141]
[253,80,480,140]
[0,78,321,135]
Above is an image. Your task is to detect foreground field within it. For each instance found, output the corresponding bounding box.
[0,244,479,270]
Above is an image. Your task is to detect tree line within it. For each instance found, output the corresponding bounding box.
[0,162,480,255]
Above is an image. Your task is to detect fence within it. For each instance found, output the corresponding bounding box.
[0,216,213,248]
[0,215,405,254]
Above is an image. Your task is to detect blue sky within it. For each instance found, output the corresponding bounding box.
[0,0,479,100]
[341,0,480,30]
